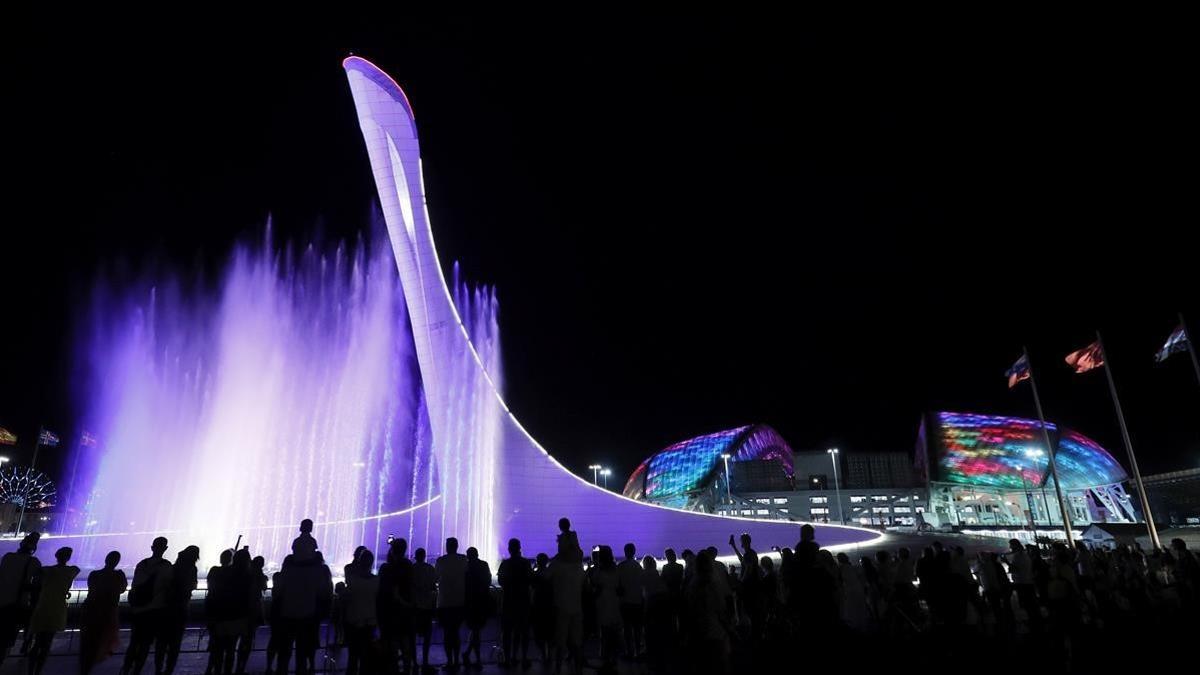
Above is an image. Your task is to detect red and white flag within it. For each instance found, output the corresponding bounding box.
[1065,341,1105,374]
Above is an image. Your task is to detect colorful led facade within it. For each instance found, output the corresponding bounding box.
[623,425,793,507]
[923,411,1127,491]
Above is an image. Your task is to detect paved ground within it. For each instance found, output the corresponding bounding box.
[0,624,593,675]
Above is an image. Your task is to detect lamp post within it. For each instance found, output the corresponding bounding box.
[588,464,601,486]
[1021,448,1045,534]
[600,468,611,490]
[721,453,732,504]
[827,448,844,525]
[1023,447,1052,531]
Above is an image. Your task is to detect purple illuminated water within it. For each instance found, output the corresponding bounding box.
[66,227,500,569]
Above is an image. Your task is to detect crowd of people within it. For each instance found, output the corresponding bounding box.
[0,517,1197,675]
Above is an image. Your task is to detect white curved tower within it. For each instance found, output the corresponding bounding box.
[343,56,882,558]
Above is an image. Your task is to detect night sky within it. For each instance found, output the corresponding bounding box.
[2,15,1196,488]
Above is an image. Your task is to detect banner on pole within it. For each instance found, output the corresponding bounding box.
[1006,354,1031,389]
[1155,324,1189,363]
[1066,341,1105,374]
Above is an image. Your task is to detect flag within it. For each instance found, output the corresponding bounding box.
[1006,354,1031,389]
[1155,324,1189,363]
[0,428,15,446]
[38,429,59,447]
[1065,341,1105,373]
[80,431,98,447]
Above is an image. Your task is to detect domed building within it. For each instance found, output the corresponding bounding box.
[916,411,1138,530]
[623,424,794,512]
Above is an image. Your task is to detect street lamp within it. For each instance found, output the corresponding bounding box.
[588,464,602,485]
[827,448,844,525]
[721,453,732,504]
[600,468,611,490]
[1023,448,1048,530]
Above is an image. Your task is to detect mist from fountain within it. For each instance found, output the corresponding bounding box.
[64,225,501,569]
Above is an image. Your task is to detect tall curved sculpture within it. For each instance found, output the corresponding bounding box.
[343,56,882,559]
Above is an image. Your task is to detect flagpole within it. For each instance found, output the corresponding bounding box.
[1096,332,1161,550]
[62,434,84,536]
[1181,312,1200,389]
[1024,347,1075,545]
[16,426,42,535]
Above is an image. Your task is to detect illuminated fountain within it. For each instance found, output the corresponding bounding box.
[5,57,881,568]
[64,231,501,568]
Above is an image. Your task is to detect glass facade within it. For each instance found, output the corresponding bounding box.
[928,412,1127,491]
[623,425,794,507]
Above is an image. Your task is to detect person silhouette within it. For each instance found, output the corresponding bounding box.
[530,553,554,665]
[293,519,318,561]
[204,548,238,675]
[222,548,255,675]
[660,548,684,645]
[121,536,172,675]
[272,543,333,675]
[616,542,644,658]
[79,551,126,675]
[729,533,762,637]
[684,549,731,674]
[547,542,586,675]
[411,547,438,670]
[435,538,468,669]
[237,554,269,675]
[0,531,42,668]
[378,537,416,674]
[641,555,669,672]
[463,547,493,667]
[590,545,621,672]
[498,538,532,668]
[27,546,80,675]
[155,545,199,675]
[556,518,582,563]
[343,548,378,675]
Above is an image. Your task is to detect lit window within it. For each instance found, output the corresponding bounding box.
[915,506,925,513]
[871,495,889,502]
[858,517,871,524]
[778,508,789,513]
[810,507,829,515]
[809,496,828,504]
[755,509,769,516]
[872,507,890,514]
[913,495,923,501]
[754,498,770,504]
[962,507,974,513]
[850,496,867,504]
[741,510,754,516]
[893,507,911,513]
[773,498,789,504]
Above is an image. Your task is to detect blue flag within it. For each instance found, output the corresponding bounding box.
[1155,324,1189,363]
[1006,354,1031,389]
